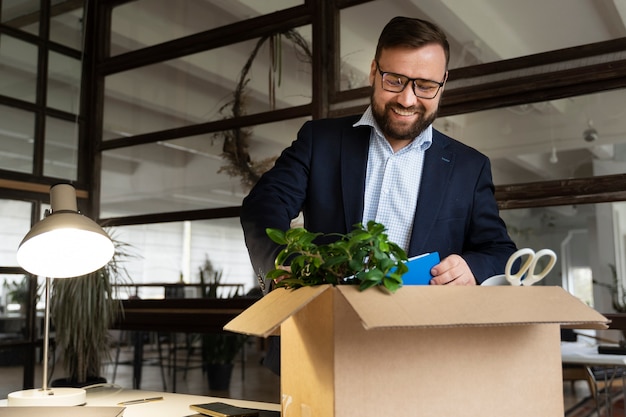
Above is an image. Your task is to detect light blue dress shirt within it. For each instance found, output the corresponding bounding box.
[354,106,432,251]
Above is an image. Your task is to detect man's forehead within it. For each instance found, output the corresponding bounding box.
[377,45,447,73]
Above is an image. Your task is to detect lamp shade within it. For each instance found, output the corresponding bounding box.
[16,184,114,278]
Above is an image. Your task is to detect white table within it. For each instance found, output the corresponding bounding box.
[562,341,626,417]
[1,387,280,417]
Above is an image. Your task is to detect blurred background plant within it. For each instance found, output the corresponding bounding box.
[593,264,626,313]
[50,232,133,386]
[198,255,247,391]
[2,276,41,313]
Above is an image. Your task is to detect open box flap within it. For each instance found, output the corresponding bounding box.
[337,285,609,330]
[224,285,331,337]
[225,285,608,337]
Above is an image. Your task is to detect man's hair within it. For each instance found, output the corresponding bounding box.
[375,16,450,68]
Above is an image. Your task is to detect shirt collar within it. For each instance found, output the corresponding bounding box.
[354,106,432,151]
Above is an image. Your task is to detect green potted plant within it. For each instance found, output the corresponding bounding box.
[266,220,409,293]
[2,276,34,313]
[199,258,247,391]
[49,235,131,387]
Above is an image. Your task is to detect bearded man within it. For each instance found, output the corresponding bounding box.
[240,16,517,375]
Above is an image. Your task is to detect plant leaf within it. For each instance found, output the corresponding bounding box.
[264,221,409,292]
[266,228,287,244]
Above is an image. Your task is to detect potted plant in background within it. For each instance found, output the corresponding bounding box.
[49,234,132,387]
[199,257,247,391]
[2,276,34,314]
[0,276,40,366]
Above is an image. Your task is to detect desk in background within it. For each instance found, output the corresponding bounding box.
[114,297,257,334]
[111,297,258,392]
[112,283,246,300]
[562,341,626,417]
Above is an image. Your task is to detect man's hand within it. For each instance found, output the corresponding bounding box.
[273,265,291,284]
[430,254,476,285]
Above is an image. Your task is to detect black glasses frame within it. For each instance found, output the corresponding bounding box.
[375,61,445,99]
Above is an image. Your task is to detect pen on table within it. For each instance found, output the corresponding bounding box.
[117,396,164,405]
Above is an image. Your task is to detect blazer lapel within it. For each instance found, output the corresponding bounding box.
[408,131,454,255]
[341,125,370,231]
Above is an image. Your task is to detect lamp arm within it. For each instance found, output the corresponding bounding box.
[42,277,51,393]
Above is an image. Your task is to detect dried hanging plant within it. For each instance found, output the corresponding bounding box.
[217,29,312,189]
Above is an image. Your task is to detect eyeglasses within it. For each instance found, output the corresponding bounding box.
[376,61,445,99]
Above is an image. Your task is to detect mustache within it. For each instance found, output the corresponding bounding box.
[386,103,426,113]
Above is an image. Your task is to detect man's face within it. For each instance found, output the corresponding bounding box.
[369,45,448,144]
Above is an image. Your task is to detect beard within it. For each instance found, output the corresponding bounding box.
[370,92,438,141]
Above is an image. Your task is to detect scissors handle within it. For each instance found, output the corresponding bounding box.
[505,248,535,286]
[523,248,557,285]
[505,248,557,286]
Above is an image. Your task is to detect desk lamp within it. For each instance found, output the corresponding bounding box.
[8,183,115,406]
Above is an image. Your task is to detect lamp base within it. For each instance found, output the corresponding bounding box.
[7,387,87,406]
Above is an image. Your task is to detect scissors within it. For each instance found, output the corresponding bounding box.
[505,248,557,286]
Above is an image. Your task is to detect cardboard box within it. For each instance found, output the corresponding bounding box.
[225,285,608,417]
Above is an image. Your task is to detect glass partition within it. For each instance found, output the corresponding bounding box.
[432,89,626,186]
[0,199,32,267]
[47,51,81,114]
[108,218,255,300]
[101,117,308,217]
[49,2,84,50]
[43,116,78,181]
[0,105,35,174]
[0,34,38,103]
[110,0,304,56]
[1,0,39,36]
[103,27,312,140]
[338,1,625,91]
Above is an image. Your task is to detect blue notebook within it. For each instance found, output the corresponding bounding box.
[401,252,440,285]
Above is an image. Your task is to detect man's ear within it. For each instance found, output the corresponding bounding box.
[369,60,377,86]
[440,70,449,92]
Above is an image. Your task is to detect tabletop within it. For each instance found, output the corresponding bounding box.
[561,341,626,366]
[1,386,280,417]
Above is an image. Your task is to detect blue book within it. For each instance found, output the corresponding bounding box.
[401,252,440,285]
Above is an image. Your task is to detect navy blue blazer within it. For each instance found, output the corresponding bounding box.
[241,115,517,287]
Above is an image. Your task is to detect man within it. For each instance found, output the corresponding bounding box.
[240,16,517,373]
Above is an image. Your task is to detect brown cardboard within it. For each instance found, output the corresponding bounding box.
[225,285,608,417]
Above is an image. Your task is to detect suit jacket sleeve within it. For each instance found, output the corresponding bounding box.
[240,116,367,290]
[240,124,312,288]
